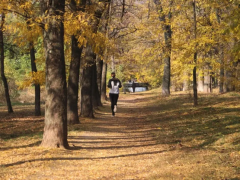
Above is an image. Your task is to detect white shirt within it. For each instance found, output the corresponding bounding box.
[109,81,120,94]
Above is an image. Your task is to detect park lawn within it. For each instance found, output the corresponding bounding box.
[0,89,240,179]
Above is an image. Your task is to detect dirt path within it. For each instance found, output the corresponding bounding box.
[65,92,168,179]
[1,91,239,179]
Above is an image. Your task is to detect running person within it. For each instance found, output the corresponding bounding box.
[108,72,122,117]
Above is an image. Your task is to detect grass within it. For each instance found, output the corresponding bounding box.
[0,89,240,179]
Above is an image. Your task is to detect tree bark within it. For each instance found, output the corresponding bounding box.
[203,65,212,93]
[193,0,198,106]
[79,68,83,115]
[67,35,83,124]
[219,57,224,93]
[67,0,86,124]
[80,1,107,116]
[0,13,13,113]
[40,0,69,148]
[99,3,110,102]
[101,61,107,102]
[29,42,41,116]
[81,44,94,118]
[193,54,198,106]
[96,56,103,94]
[153,0,172,96]
[92,61,102,108]
[162,55,171,96]
[216,8,224,93]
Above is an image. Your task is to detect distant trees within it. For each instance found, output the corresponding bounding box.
[114,0,240,103]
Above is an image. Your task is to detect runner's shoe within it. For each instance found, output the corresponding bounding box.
[114,105,117,112]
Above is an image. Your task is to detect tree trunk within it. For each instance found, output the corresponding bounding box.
[203,65,211,93]
[80,1,107,116]
[0,13,13,113]
[162,7,172,96]
[153,0,172,96]
[101,61,107,102]
[81,44,94,118]
[193,55,198,106]
[29,42,41,116]
[92,61,102,108]
[78,68,83,115]
[216,8,224,93]
[40,0,69,148]
[225,68,234,92]
[219,58,224,93]
[162,55,171,96]
[68,0,86,123]
[193,0,198,106]
[67,35,83,124]
[96,56,103,95]
[99,3,110,102]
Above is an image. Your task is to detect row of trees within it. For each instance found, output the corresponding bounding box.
[0,0,115,148]
[0,0,240,148]
[114,0,240,103]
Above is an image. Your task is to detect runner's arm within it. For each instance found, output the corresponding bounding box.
[118,80,122,88]
[107,80,112,88]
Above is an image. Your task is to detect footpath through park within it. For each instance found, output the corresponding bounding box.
[1,90,240,179]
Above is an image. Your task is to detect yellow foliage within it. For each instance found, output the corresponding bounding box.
[18,71,45,89]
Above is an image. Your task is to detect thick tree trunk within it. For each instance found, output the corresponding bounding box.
[92,62,102,108]
[192,0,198,106]
[67,35,83,124]
[0,13,13,113]
[80,1,107,116]
[101,61,107,102]
[29,42,41,116]
[67,0,86,124]
[96,56,103,94]
[40,0,69,148]
[81,44,94,118]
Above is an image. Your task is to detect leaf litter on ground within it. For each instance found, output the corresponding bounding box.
[0,89,240,179]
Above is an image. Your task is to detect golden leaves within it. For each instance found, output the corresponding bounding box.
[18,71,45,89]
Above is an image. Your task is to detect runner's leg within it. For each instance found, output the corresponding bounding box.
[115,94,119,105]
[113,94,119,113]
[109,93,115,115]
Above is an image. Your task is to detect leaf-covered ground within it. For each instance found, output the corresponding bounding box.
[1,89,240,179]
